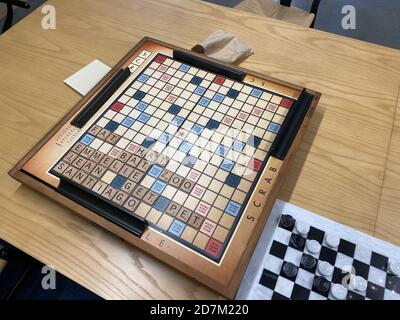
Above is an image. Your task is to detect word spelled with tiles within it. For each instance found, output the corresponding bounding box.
[257,215,400,300]
[51,52,294,261]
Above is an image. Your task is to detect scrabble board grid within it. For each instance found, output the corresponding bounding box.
[50,52,295,262]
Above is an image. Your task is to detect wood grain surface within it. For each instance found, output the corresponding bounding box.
[0,0,400,299]
[375,86,400,243]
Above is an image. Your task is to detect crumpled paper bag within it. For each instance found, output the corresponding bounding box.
[192,29,253,64]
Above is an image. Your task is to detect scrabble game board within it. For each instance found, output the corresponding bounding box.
[237,200,400,300]
[10,38,320,297]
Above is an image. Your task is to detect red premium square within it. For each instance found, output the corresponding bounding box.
[111,102,124,112]
[281,98,294,108]
[248,158,263,172]
[214,75,225,85]
[155,55,166,64]
[205,239,223,257]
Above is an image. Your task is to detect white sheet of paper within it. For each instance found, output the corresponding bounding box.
[64,59,111,96]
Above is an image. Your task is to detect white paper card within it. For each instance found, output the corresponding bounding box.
[64,59,111,96]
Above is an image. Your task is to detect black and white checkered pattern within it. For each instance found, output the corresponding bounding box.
[256,215,400,300]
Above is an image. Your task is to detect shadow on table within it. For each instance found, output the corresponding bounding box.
[278,106,324,202]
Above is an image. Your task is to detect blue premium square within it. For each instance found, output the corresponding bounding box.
[216,145,228,157]
[142,137,156,148]
[172,116,184,126]
[168,220,185,237]
[137,74,149,83]
[136,101,148,111]
[199,97,210,107]
[182,155,197,168]
[151,180,167,194]
[81,134,95,145]
[213,93,225,102]
[154,196,170,212]
[194,86,206,96]
[179,141,192,153]
[121,117,134,127]
[206,119,220,130]
[232,140,245,152]
[168,104,182,115]
[227,88,239,99]
[190,76,202,85]
[179,64,190,72]
[268,122,281,133]
[250,88,262,98]
[226,201,241,217]
[138,113,150,123]
[133,90,146,101]
[226,173,241,188]
[221,159,234,171]
[105,120,119,132]
[192,124,204,135]
[247,135,262,148]
[159,132,172,144]
[111,175,127,189]
[148,165,163,179]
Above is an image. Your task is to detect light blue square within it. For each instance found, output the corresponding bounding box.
[136,101,148,111]
[213,93,225,102]
[268,122,281,133]
[179,64,190,72]
[221,159,234,171]
[148,165,163,179]
[199,97,210,107]
[216,145,228,157]
[81,134,95,145]
[250,88,262,98]
[232,140,245,152]
[172,116,184,127]
[135,101,148,111]
[194,86,206,95]
[137,74,149,83]
[226,201,241,217]
[151,180,167,194]
[179,141,192,153]
[138,113,150,123]
[192,124,204,135]
[169,220,186,237]
[121,117,134,127]
[159,132,172,144]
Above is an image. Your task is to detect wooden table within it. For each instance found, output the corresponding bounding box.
[0,0,399,299]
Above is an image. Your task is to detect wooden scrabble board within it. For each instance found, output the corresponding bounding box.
[9,37,320,297]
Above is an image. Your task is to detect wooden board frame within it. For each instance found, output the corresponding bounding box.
[9,37,320,298]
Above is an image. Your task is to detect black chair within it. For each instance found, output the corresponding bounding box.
[1,0,30,34]
[280,0,321,28]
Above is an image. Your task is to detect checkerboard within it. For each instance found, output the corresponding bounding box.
[237,200,400,300]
